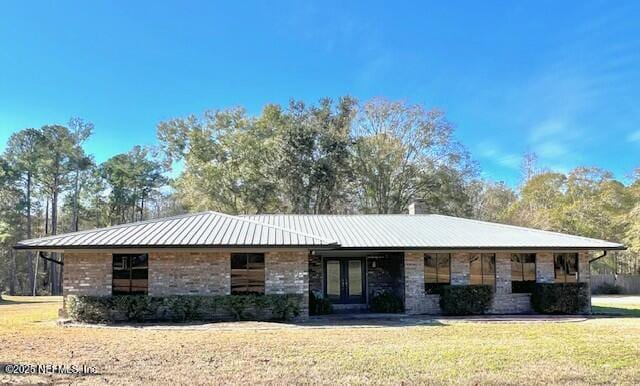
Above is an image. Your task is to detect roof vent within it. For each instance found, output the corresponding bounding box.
[408,199,428,215]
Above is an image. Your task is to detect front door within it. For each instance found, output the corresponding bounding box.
[324,258,365,304]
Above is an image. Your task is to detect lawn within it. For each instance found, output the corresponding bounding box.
[1,296,639,385]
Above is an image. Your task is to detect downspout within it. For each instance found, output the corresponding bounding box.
[39,251,64,266]
[589,250,607,264]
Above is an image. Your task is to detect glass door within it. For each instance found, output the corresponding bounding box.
[324,258,365,304]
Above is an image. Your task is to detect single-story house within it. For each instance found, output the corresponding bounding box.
[14,201,625,320]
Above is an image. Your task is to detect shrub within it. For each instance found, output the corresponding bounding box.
[369,291,404,313]
[309,292,333,315]
[439,285,493,315]
[531,283,590,314]
[65,294,303,323]
[592,282,624,295]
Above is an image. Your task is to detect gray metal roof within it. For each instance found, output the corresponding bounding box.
[14,211,625,251]
[242,214,625,250]
[14,211,338,250]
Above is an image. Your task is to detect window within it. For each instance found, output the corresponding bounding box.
[470,253,495,285]
[424,253,450,294]
[511,253,536,293]
[554,253,578,283]
[112,254,148,295]
[231,253,265,294]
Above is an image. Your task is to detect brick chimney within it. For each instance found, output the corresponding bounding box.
[408,199,428,215]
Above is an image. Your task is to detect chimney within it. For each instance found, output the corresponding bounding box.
[408,199,428,215]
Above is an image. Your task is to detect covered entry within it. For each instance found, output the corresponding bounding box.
[310,251,405,312]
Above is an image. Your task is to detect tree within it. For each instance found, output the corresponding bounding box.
[68,117,95,231]
[352,98,475,214]
[469,180,517,222]
[159,106,281,214]
[277,97,357,213]
[100,146,167,224]
[3,128,44,293]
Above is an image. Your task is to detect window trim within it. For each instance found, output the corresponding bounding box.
[554,252,579,284]
[470,253,496,286]
[511,253,536,293]
[230,253,266,295]
[112,253,148,295]
[424,253,451,294]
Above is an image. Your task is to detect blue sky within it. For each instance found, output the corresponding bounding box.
[1,1,639,185]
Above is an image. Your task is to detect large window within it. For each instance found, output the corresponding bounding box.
[424,253,450,294]
[554,253,578,283]
[470,253,495,285]
[511,253,536,293]
[112,254,148,295]
[231,253,265,295]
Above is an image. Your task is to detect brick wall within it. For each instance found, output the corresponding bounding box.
[148,251,230,296]
[265,251,309,319]
[404,250,592,315]
[308,253,323,296]
[63,252,112,296]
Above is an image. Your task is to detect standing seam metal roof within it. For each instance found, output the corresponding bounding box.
[13,211,338,249]
[13,211,625,250]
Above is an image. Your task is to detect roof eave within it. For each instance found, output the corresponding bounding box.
[12,242,341,251]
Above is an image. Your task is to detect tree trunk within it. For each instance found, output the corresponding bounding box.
[72,169,80,231]
[51,182,60,295]
[33,251,39,296]
[26,172,34,295]
[9,249,17,296]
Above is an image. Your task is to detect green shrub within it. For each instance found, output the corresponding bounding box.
[439,285,493,315]
[369,291,404,313]
[65,294,303,323]
[531,283,590,314]
[309,292,333,315]
[592,282,623,295]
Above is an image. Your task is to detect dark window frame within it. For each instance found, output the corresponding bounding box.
[424,253,451,294]
[470,253,496,286]
[112,253,148,295]
[511,253,536,293]
[231,253,265,295]
[554,253,579,284]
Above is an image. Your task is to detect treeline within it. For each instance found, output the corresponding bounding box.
[1,97,638,295]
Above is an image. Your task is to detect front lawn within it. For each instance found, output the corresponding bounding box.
[0,296,639,385]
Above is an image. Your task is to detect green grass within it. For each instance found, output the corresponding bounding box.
[1,296,639,385]
[592,296,640,317]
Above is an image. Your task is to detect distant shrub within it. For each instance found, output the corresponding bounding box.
[592,282,624,295]
[439,285,493,315]
[369,291,404,313]
[66,294,303,323]
[309,292,333,315]
[531,283,590,314]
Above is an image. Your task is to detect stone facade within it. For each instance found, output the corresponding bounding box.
[148,251,230,296]
[63,252,112,296]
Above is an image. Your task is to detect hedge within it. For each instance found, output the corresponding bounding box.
[65,294,303,323]
[369,291,404,313]
[530,283,590,314]
[439,285,493,315]
[309,292,333,315]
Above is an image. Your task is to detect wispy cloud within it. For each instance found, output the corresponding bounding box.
[477,141,521,170]
[628,130,640,143]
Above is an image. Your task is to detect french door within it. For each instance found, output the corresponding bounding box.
[324,258,365,304]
